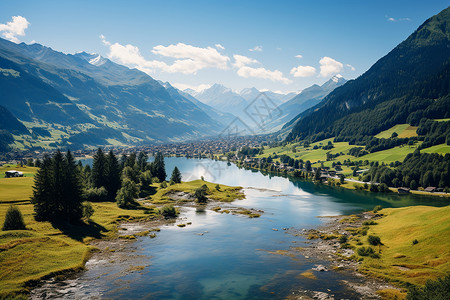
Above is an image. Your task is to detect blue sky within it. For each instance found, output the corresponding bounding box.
[0,0,448,93]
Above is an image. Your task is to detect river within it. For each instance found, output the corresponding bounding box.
[58,157,447,299]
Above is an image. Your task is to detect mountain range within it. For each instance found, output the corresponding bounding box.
[0,38,225,150]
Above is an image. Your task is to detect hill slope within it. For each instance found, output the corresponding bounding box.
[286,6,450,143]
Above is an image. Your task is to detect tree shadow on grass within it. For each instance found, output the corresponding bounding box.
[52,220,109,242]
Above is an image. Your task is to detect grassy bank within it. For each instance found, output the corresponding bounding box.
[357,206,450,286]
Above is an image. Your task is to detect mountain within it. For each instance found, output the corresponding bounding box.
[185,84,297,131]
[286,6,450,142]
[0,38,223,150]
[261,75,346,133]
[0,105,29,152]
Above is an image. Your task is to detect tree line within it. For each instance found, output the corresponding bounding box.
[30,149,181,223]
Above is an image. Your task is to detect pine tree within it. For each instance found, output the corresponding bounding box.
[152,152,166,182]
[137,151,148,171]
[62,150,83,222]
[106,150,121,201]
[31,155,54,221]
[92,148,107,189]
[170,166,182,183]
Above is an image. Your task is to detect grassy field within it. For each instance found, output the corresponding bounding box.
[375,124,418,139]
[421,143,450,154]
[355,206,450,286]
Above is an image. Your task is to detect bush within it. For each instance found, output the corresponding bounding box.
[412,239,419,245]
[406,274,450,300]
[83,187,108,202]
[368,235,382,246]
[195,184,209,203]
[215,184,221,191]
[160,205,178,218]
[357,246,374,256]
[338,235,348,243]
[116,179,139,208]
[82,202,94,220]
[2,205,26,230]
[362,220,378,226]
[373,205,382,213]
[160,181,168,189]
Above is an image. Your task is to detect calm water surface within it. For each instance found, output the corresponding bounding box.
[73,157,447,299]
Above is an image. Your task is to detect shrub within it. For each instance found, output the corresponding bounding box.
[160,181,168,189]
[83,186,108,202]
[82,202,94,220]
[357,246,374,256]
[406,273,450,300]
[2,205,26,230]
[338,235,348,243]
[412,239,419,245]
[373,205,383,213]
[215,184,221,191]
[362,220,378,226]
[195,184,209,203]
[368,235,382,246]
[160,205,178,218]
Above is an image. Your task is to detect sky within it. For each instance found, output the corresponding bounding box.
[0,0,449,94]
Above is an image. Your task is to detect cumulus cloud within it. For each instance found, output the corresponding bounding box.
[233,54,259,68]
[237,66,291,84]
[172,83,211,92]
[215,44,225,50]
[232,54,291,84]
[100,35,230,74]
[346,63,356,71]
[319,56,343,77]
[249,45,263,52]
[290,65,316,77]
[295,54,303,59]
[0,16,30,43]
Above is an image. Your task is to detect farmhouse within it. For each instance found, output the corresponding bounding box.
[397,187,411,194]
[5,170,24,178]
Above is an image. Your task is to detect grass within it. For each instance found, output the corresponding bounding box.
[375,124,418,139]
[146,180,245,204]
[354,206,450,286]
[421,143,450,154]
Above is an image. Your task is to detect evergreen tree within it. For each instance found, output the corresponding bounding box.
[62,150,83,222]
[106,150,121,201]
[116,178,139,208]
[2,205,26,230]
[152,152,166,182]
[137,151,148,171]
[92,148,107,189]
[31,155,54,221]
[170,166,182,183]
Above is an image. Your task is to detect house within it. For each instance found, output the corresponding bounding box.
[5,170,24,178]
[397,187,410,194]
[424,187,437,193]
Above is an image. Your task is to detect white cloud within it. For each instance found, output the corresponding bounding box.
[0,16,30,43]
[319,56,343,77]
[249,45,263,52]
[215,44,225,50]
[386,16,411,22]
[346,63,356,71]
[232,54,290,84]
[233,54,259,68]
[100,35,230,74]
[172,83,211,92]
[295,54,303,59]
[290,65,316,77]
[237,66,291,84]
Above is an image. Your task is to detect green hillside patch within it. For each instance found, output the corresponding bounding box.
[375,124,418,139]
[421,143,450,154]
[355,144,420,164]
[358,206,450,286]
[434,118,450,122]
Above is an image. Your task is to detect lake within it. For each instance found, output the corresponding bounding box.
[70,157,447,299]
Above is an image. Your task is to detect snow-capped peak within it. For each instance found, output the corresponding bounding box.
[89,55,107,66]
[332,74,343,82]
